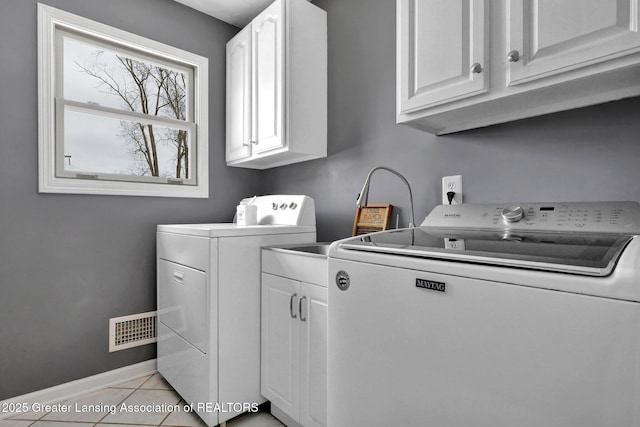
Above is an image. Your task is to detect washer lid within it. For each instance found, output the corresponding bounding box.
[339,227,634,276]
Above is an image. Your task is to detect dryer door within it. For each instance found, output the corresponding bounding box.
[158,259,207,353]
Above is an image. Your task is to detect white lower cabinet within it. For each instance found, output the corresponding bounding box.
[298,282,327,427]
[261,249,327,427]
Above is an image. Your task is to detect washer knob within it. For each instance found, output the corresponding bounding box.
[502,205,524,223]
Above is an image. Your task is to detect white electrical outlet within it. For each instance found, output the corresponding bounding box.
[442,175,463,205]
[444,238,466,250]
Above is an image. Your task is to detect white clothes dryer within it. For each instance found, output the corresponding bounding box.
[157,195,316,427]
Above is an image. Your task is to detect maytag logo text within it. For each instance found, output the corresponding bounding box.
[415,278,446,293]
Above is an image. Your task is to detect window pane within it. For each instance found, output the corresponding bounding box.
[63,109,192,181]
[63,36,189,121]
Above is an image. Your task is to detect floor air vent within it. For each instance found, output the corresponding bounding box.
[109,311,157,352]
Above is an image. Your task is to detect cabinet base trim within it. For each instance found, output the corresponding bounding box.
[271,404,303,427]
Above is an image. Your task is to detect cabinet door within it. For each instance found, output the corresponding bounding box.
[397,0,488,113]
[261,273,300,420]
[300,283,328,427]
[507,0,640,86]
[252,0,285,154]
[226,25,253,162]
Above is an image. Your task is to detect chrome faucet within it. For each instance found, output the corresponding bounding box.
[356,166,415,228]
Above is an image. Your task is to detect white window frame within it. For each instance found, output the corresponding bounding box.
[38,4,209,198]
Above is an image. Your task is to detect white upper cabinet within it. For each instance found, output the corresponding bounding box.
[226,0,327,169]
[252,1,285,155]
[226,26,252,163]
[398,0,488,112]
[397,0,640,135]
[507,0,640,86]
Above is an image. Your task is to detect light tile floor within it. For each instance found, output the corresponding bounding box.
[1,374,284,427]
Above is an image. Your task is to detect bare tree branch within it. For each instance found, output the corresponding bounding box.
[76,52,189,178]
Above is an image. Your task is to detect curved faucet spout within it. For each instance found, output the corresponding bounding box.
[356,166,415,228]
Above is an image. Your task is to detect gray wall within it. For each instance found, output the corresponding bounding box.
[0,0,259,399]
[2,0,640,402]
[264,0,640,242]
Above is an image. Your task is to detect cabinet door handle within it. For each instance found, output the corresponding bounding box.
[506,50,520,63]
[250,140,257,145]
[290,293,297,319]
[470,62,483,74]
[299,296,307,322]
[242,142,249,147]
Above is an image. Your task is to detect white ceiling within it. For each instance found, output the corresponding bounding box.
[173,0,274,27]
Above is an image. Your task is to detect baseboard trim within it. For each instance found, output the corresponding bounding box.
[0,359,157,420]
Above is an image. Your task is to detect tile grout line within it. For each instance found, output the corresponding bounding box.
[157,409,172,427]
[138,374,178,427]
[140,373,171,427]
[7,374,190,427]
[10,375,154,425]
[95,374,153,427]
[14,407,50,423]
[93,386,137,426]
[96,374,182,427]
[140,374,171,427]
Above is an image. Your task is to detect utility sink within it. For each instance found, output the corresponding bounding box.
[287,243,330,256]
[267,242,331,257]
[262,243,330,287]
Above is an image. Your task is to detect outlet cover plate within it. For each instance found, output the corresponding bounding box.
[442,175,463,205]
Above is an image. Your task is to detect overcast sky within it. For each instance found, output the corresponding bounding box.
[62,36,185,178]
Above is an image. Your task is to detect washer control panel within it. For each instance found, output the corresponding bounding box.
[501,205,525,223]
[423,201,640,234]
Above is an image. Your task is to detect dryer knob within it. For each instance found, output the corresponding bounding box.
[502,205,524,223]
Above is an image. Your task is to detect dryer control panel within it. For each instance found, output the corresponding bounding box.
[423,201,640,234]
[237,195,316,226]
